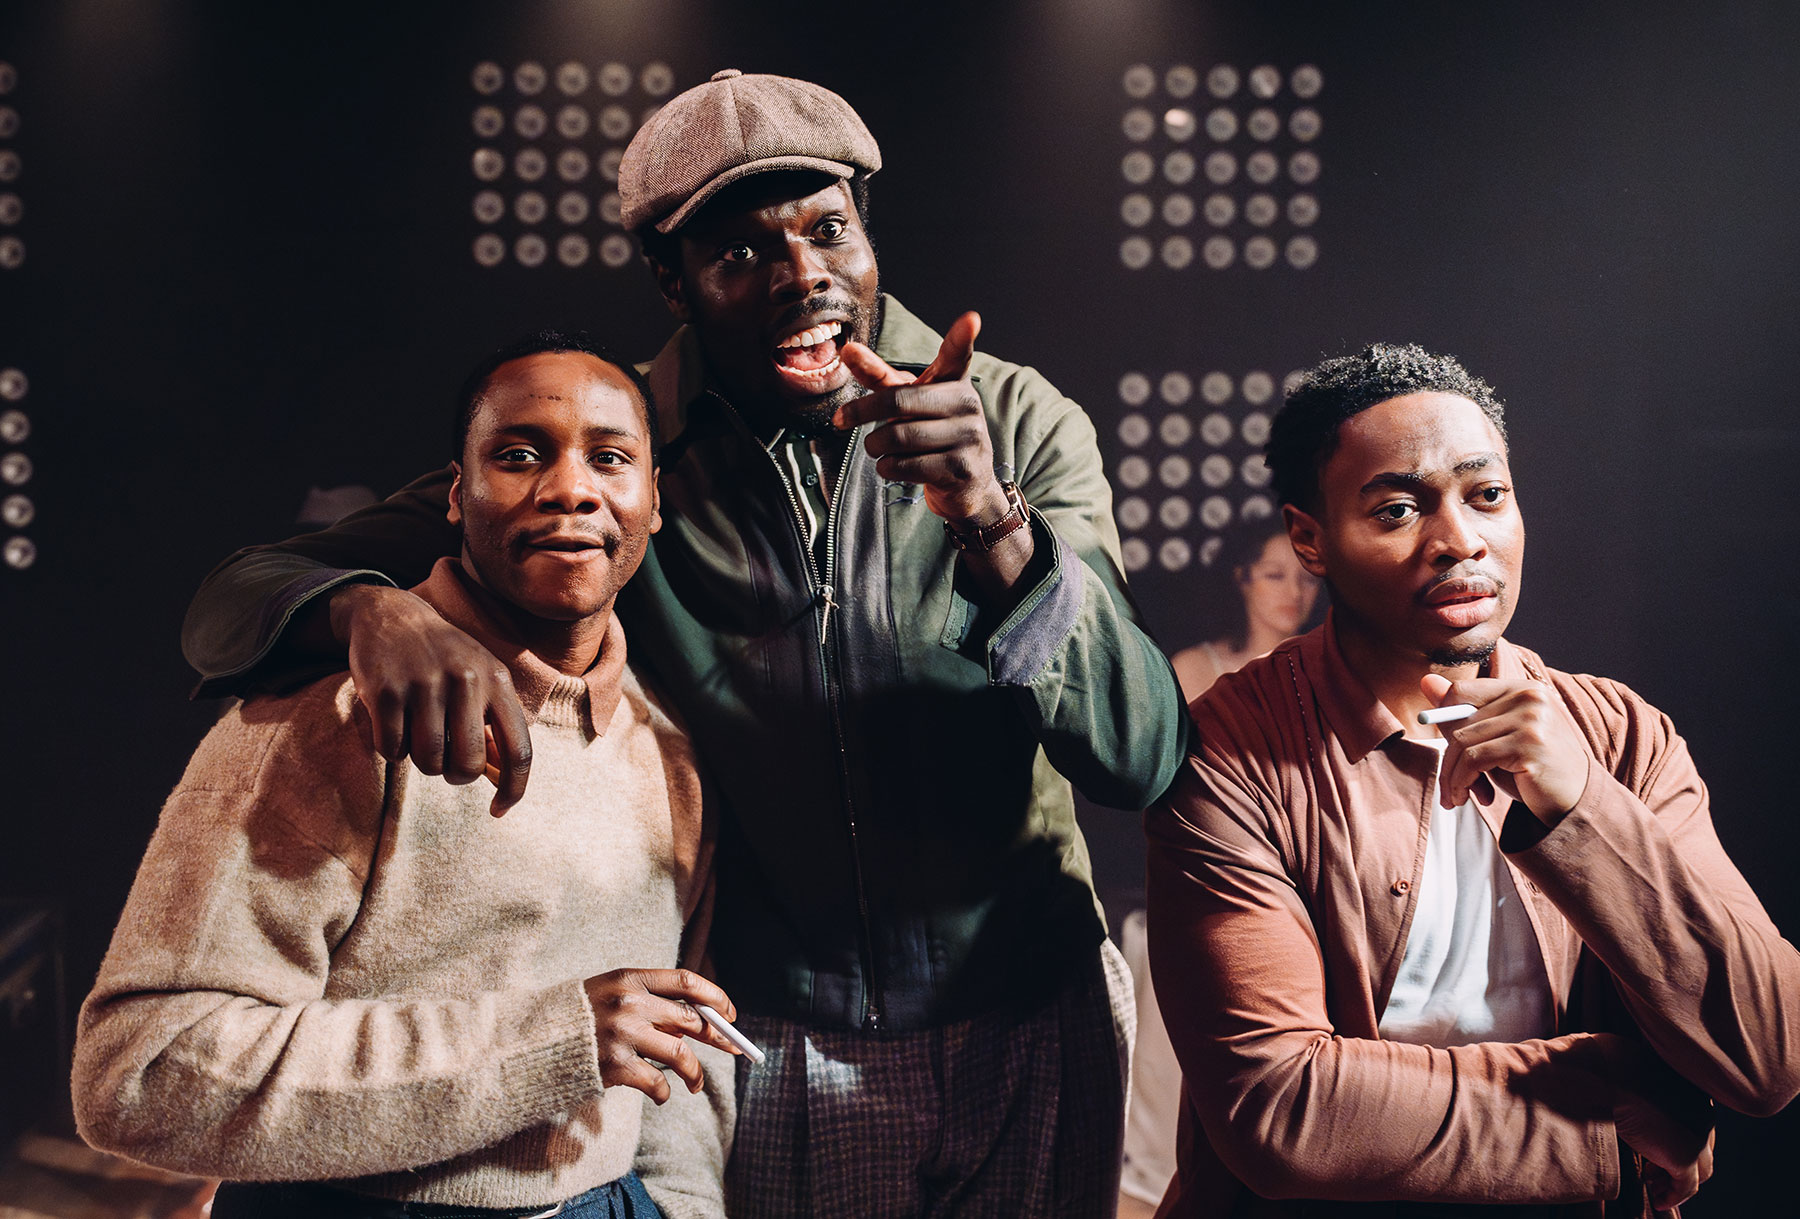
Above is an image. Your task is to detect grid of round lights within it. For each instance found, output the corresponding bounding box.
[1,365,32,571]
[469,59,677,270]
[1112,366,1306,572]
[1118,62,1321,272]
[0,61,21,274]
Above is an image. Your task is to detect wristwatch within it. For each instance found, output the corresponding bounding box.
[943,481,1029,551]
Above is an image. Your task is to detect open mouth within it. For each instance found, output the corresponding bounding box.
[771,320,845,389]
[525,534,607,559]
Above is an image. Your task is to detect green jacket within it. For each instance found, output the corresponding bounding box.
[183,295,1188,1033]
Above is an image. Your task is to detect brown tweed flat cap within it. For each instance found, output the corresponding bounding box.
[618,69,882,235]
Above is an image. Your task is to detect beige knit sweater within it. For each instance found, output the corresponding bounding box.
[73,559,733,1216]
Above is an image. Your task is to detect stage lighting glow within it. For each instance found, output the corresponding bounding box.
[1159,496,1192,529]
[513,62,547,95]
[1242,410,1272,444]
[0,107,21,139]
[557,191,590,224]
[1199,535,1223,566]
[1122,64,1156,99]
[1164,108,1197,141]
[1203,193,1235,226]
[1283,369,1307,394]
[1159,455,1193,488]
[557,148,590,181]
[0,150,22,181]
[1207,65,1240,99]
[1248,65,1281,99]
[1245,194,1277,226]
[1121,151,1154,184]
[3,535,34,570]
[0,194,18,225]
[1286,235,1319,268]
[1162,150,1195,184]
[1291,108,1322,141]
[1,451,31,486]
[1,493,30,528]
[1200,412,1232,446]
[472,105,504,138]
[1122,537,1150,572]
[1292,65,1323,98]
[1118,455,1151,489]
[514,191,547,224]
[557,234,590,267]
[514,148,547,181]
[1244,235,1276,269]
[0,236,23,270]
[1201,372,1233,404]
[1160,371,1193,405]
[598,62,632,96]
[599,148,624,182]
[1119,372,1152,405]
[1200,495,1232,529]
[1201,236,1233,269]
[1288,193,1319,226]
[1204,107,1238,141]
[1121,193,1152,226]
[1246,107,1278,141]
[1122,107,1155,141]
[0,406,26,438]
[514,105,547,138]
[599,104,633,140]
[1241,455,1273,487]
[472,148,503,181]
[1162,193,1195,226]
[1159,412,1193,446]
[472,190,504,223]
[1165,65,1198,98]
[1289,150,1320,183]
[640,104,663,126]
[641,63,675,96]
[1118,413,1151,446]
[1161,236,1194,268]
[1203,151,1237,185]
[599,233,634,267]
[556,62,591,95]
[1117,495,1150,531]
[1241,495,1274,520]
[471,62,504,94]
[1119,236,1152,269]
[515,234,547,267]
[1241,372,1274,405]
[1245,150,1278,184]
[1201,454,1233,487]
[1158,537,1192,571]
[599,192,623,225]
[557,104,590,139]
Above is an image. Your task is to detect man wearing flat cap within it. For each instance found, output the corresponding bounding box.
[181,69,1187,1216]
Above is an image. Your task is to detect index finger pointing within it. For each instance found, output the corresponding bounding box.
[913,311,981,386]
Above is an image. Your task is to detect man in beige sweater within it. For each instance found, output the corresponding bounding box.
[73,333,744,1219]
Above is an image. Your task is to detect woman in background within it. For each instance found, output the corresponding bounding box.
[1169,515,1322,703]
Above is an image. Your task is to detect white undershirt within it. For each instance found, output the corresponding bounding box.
[1377,738,1554,1048]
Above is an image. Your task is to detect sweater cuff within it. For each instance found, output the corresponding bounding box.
[497,980,603,1127]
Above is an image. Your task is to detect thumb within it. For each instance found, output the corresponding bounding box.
[1420,673,1454,704]
[839,341,915,389]
[914,311,981,385]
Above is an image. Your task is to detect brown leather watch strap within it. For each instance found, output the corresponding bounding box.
[943,481,1028,551]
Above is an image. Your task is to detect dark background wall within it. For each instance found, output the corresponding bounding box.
[2,0,1796,1208]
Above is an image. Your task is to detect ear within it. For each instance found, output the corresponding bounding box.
[1283,503,1328,579]
[447,462,464,527]
[650,255,692,323]
[648,467,662,536]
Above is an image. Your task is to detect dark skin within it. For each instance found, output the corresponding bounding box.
[303,172,1032,808]
[1286,390,1714,1208]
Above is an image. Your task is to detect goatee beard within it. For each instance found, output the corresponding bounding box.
[1427,643,1495,669]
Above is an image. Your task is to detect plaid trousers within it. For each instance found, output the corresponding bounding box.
[724,940,1136,1218]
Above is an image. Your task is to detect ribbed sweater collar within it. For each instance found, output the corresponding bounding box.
[411,557,627,737]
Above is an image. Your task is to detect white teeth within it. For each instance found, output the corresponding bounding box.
[782,355,842,381]
[775,320,843,350]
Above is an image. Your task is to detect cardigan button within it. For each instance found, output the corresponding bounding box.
[1391,879,1411,896]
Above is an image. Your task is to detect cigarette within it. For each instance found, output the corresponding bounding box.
[1417,703,1478,725]
[695,1003,766,1064]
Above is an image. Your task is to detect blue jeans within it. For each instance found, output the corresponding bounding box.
[210,1174,664,1219]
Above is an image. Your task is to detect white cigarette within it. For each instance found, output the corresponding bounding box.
[1417,703,1478,725]
[695,1003,765,1064]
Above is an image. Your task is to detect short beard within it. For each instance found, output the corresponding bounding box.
[775,292,883,438]
[1427,643,1495,669]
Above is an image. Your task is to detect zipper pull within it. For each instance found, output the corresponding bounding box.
[818,584,838,638]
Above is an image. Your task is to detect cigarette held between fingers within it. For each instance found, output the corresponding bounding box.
[695,1003,766,1064]
[1417,703,1478,725]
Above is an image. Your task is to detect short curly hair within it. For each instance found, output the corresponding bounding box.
[1265,343,1507,512]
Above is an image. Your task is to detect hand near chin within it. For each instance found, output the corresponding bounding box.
[330,584,533,816]
[1419,672,1590,822]
[833,312,1011,524]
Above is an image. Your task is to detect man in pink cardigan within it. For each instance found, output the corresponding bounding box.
[1145,343,1800,1217]
[74,333,745,1219]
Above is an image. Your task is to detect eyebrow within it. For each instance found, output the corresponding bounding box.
[490,422,642,445]
[1358,452,1501,496]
